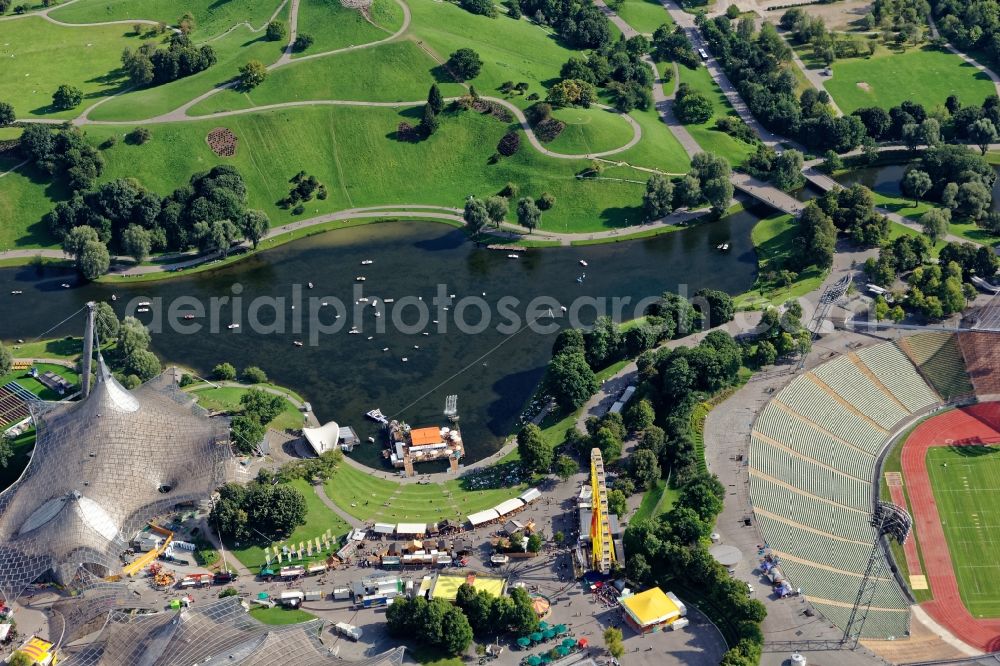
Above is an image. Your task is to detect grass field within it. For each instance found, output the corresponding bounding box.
[294,0,403,55]
[9,106,660,237]
[546,106,637,155]
[190,41,466,113]
[321,461,526,523]
[230,477,351,573]
[49,0,282,36]
[186,385,304,431]
[405,0,579,101]
[88,14,290,122]
[615,0,670,35]
[825,46,996,114]
[926,445,1000,617]
[605,103,690,175]
[249,605,317,625]
[0,363,80,400]
[675,64,756,167]
[735,212,825,308]
[629,479,678,524]
[0,17,140,119]
[3,337,84,361]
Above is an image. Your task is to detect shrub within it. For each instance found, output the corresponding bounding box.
[242,366,268,384]
[497,131,521,156]
[537,192,555,210]
[533,118,565,142]
[129,127,152,144]
[213,362,236,380]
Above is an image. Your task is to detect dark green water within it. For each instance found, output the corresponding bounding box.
[0,216,760,465]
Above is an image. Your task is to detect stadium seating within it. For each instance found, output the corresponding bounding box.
[900,332,973,401]
[812,356,910,430]
[748,339,945,640]
[958,332,1000,397]
[855,345,939,413]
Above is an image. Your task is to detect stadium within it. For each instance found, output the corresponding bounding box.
[746,329,1000,660]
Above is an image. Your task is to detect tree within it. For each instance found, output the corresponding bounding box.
[121,224,152,264]
[919,208,950,245]
[516,197,541,232]
[218,586,239,598]
[508,587,540,634]
[0,101,14,127]
[238,60,268,90]
[485,195,508,226]
[52,84,83,110]
[901,169,932,206]
[603,627,625,659]
[178,11,196,34]
[643,173,674,219]
[265,20,286,41]
[440,606,474,655]
[957,181,991,219]
[545,350,598,411]
[8,653,32,666]
[428,83,445,114]
[242,366,267,383]
[213,362,237,380]
[418,103,440,137]
[95,302,119,341]
[623,398,655,433]
[674,84,714,124]
[772,149,804,191]
[517,423,553,473]
[694,288,735,326]
[969,118,999,155]
[241,389,284,425]
[293,33,314,51]
[630,448,661,489]
[241,209,269,248]
[62,225,100,258]
[607,488,627,517]
[231,414,267,453]
[554,454,578,480]
[79,240,110,280]
[0,342,10,376]
[463,197,489,236]
[526,532,543,552]
[447,48,483,80]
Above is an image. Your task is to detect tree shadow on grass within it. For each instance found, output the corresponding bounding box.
[946,444,1000,457]
[597,203,646,229]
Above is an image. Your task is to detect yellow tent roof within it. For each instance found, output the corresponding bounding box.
[621,588,680,626]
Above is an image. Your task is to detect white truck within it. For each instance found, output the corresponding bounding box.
[304,590,323,602]
[279,590,305,607]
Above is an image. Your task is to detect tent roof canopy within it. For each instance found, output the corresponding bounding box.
[621,587,681,627]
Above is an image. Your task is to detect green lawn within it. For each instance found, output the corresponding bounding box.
[630,479,676,524]
[546,106,637,156]
[190,41,465,113]
[606,103,690,175]
[49,0,282,36]
[230,477,351,573]
[322,461,526,523]
[0,430,35,492]
[405,0,580,100]
[3,337,84,361]
[186,385,305,431]
[0,17,140,119]
[88,13,290,122]
[615,0,671,35]
[249,605,318,625]
[16,106,660,237]
[926,445,1000,618]
[0,363,80,401]
[735,212,825,308]
[825,46,996,114]
[675,64,756,167]
[293,0,403,55]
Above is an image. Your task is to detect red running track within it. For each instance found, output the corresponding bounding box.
[902,403,1000,652]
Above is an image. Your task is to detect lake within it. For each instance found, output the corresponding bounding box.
[0,213,761,466]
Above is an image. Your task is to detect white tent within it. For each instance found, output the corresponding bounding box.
[302,421,341,456]
[396,523,426,536]
[518,488,541,504]
[373,523,395,535]
[467,509,500,527]
[493,498,524,517]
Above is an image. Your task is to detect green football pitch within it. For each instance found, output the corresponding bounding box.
[926,446,1000,618]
